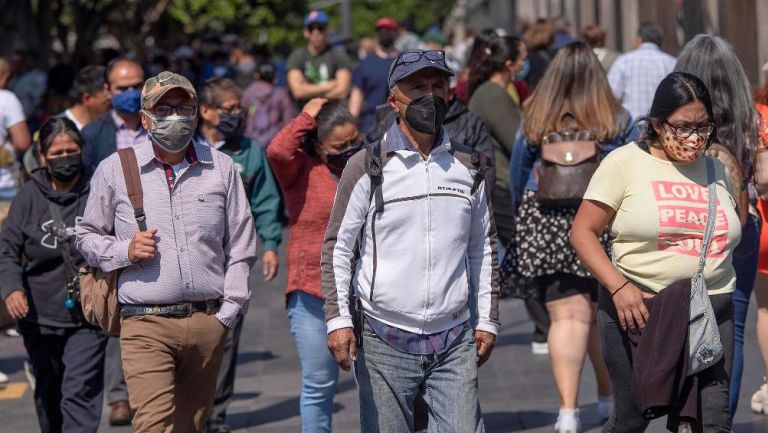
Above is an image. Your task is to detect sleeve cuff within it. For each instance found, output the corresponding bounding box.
[101,238,133,272]
[215,300,241,329]
[475,320,500,336]
[326,316,354,334]
[261,240,279,252]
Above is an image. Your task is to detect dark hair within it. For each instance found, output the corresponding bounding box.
[675,34,758,169]
[637,21,663,46]
[582,24,606,48]
[302,101,355,152]
[468,35,521,99]
[643,72,715,143]
[105,57,143,85]
[256,62,277,83]
[68,65,106,102]
[199,77,242,108]
[38,118,84,156]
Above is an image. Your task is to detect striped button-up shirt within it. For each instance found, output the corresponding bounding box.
[75,138,258,328]
[607,43,676,119]
[111,110,148,150]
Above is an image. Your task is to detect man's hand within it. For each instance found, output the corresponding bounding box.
[5,290,29,320]
[128,228,158,263]
[302,98,328,118]
[262,250,279,282]
[475,330,496,367]
[327,327,356,371]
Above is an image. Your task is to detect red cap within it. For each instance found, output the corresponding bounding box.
[375,17,399,31]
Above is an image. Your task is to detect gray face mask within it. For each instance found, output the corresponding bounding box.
[146,113,196,153]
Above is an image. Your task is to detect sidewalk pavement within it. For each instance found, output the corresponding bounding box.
[2,238,768,432]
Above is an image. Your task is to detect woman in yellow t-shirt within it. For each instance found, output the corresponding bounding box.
[571,72,741,432]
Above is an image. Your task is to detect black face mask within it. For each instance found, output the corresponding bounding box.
[325,145,363,177]
[403,94,449,135]
[48,153,83,182]
[379,33,396,49]
[217,113,242,139]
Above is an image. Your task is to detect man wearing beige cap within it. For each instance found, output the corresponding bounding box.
[76,71,258,432]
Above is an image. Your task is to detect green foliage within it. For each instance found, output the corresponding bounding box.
[168,0,308,46]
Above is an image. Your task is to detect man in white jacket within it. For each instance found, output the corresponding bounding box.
[321,49,500,432]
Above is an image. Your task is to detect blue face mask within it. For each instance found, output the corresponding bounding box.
[516,58,530,81]
[112,89,142,114]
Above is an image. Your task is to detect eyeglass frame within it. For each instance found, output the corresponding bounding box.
[151,104,197,117]
[663,121,715,139]
[388,50,448,82]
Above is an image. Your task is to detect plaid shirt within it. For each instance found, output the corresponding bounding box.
[75,138,258,329]
[607,43,676,119]
[111,110,148,150]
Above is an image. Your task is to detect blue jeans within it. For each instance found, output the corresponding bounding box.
[730,212,761,418]
[287,291,339,433]
[355,320,484,433]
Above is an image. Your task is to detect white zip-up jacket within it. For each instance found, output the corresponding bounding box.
[321,123,501,336]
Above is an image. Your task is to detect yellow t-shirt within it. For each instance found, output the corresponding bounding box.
[583,142,741,294]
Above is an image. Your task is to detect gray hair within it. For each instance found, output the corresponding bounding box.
[675,34,758,168]
[637,21,663,46]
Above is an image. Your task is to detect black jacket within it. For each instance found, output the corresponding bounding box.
[0,167,92,328]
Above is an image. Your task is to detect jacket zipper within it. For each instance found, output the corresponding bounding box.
[424,158,432,333]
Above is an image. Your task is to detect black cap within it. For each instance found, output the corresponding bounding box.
[387,50,454,89]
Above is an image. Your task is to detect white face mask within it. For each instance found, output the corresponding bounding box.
[146,113,196,153]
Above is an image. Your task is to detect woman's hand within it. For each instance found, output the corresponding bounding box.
[611,282,655,333]
[302,98,328,119]
[5,290,29,320]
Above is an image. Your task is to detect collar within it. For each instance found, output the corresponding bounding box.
[383,120,451,157]
[111,109,146,133]
[194,130,241,154]
[134,137,213,168]
[638,42,662,51]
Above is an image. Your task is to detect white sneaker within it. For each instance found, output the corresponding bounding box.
[678,422,692,433]
[0,370,8,389]
[3,328,20,337]
[597,395,614,420]
[532,341,549,355]
[752,382,768,414]
[555,408,581,433]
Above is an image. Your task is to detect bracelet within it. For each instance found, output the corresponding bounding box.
[611,280,631,298]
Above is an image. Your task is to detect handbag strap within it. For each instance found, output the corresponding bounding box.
[696,157,718,275]
[117,147,147,231]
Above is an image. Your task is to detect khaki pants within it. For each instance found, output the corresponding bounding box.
[120,312,228,433]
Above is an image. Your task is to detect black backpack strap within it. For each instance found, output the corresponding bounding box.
[470,150,487,195]
[365,138,385,213]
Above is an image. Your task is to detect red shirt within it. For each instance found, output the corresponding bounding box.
[267,113,337,301]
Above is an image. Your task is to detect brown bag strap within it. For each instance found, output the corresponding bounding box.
[117,148,147,231]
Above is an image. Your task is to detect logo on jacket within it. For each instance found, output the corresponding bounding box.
[40,217,82,249]
[437,186,465,195]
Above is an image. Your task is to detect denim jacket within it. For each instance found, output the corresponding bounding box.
[509,110,639,210]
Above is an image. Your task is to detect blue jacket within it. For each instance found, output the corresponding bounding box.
[81,111,117,167]
[509,112,639,209]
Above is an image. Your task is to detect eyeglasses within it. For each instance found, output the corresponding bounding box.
[664,122,715,139]
[307,24,327,33]
[216,105,242,115]
[392,50,447,70]
[153,104,197,117]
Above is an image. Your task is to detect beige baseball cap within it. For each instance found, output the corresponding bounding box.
[141,71,197,109]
